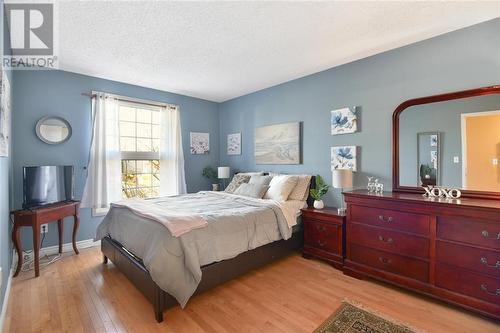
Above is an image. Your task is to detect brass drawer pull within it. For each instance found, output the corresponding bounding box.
[317,240,327,247]
[481,230,500,240]
[378,235,393,243]
[378,257,392,265]
[378,215,393,223]
[480,257,500,268]
[315,225,326,232]
[480,284,500,296]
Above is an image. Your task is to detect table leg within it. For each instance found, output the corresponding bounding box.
[33,223,41,277]
[12,223,22,277]
[72,213,80,254]
[57,219,63,254]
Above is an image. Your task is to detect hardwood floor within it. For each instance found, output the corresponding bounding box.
[3,246,499,333]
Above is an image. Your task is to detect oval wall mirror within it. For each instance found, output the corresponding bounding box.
[36,116,72,144]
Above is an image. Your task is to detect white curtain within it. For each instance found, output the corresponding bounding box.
[81,93,122,208]
[159,105,187,196]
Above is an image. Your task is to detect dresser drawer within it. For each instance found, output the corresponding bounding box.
[350,205,429,235]
[350,244,429,282]
[436,241,500,277]
[437,217,500,250]
[304,219,340,255]
[350,223,429,259]
[436,264,500,305]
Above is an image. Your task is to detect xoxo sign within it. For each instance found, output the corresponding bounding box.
[422,186,462,199]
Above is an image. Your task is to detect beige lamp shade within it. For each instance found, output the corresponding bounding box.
[218,167,230,179]
[332,169,353,188]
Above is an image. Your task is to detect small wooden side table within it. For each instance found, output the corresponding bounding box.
[301,207,345,269]
[11,201,80,277]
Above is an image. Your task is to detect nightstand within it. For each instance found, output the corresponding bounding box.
[301,207,345,269]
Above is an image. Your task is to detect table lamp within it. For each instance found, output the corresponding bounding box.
[218,167,230,190]
[332,169,353,215]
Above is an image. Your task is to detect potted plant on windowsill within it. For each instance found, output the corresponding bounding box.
[202,166,219,191]
[310,175,329,209]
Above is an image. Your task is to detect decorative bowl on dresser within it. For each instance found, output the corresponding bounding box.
[301,207,345,269]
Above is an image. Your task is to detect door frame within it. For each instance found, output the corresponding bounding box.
[461,110,500,189]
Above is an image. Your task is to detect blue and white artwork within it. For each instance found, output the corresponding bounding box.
[255,122,300,164]
[190,132,210,154]
[430,150,438,169]
[0,71,11,157]
[227,132,241,155]
[331,146,357,171]
[430,134,438,147]
[331,107,357,135]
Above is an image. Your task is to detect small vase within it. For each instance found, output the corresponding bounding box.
[313,200,324,209]
[212,183,220,191]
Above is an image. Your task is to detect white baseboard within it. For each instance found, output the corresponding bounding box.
[12,238,101,269]
[0,267,13,332]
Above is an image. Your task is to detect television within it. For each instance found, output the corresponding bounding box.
[23,166,74,209]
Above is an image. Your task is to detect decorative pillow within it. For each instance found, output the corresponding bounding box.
[233,183,269,198]
[288,175,312,201]
[264,175,299,201]
[224,174,251,193]
[249,175,273,186]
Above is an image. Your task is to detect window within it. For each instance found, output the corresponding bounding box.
[118,100,162,199]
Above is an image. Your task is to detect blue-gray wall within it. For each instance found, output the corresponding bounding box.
[0,0,13,315]
[0,71,11,316]
[218,18,500,207]
[7,18,500,264]
[12,70,219,250]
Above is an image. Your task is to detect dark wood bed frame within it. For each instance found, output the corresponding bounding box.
[101,176,315,322]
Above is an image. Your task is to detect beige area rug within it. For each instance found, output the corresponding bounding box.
[314,301,422,333]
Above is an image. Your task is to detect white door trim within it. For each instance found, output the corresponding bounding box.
[461,110,500,188]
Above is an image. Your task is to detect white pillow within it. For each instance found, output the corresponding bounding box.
[233,183,269,198]
[239,172,264,176]
[249,175,273,186]
[288,175,312,201]
[264,175,299,201]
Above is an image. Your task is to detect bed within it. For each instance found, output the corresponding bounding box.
[97,175,315,322]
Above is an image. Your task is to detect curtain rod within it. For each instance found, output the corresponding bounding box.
[81,92,178,109]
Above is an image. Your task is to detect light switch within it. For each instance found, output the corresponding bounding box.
[493,158,499,166]
[453,156,460,163]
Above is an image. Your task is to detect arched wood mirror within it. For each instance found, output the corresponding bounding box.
[393,85,500,199]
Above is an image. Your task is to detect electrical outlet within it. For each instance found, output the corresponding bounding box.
[41,224,48,233]
[453,156,460,163]
[493,158,498,166]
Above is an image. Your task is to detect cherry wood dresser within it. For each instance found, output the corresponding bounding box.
[344,190,500,320]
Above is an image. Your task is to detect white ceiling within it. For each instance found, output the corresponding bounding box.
[58,1,500,102]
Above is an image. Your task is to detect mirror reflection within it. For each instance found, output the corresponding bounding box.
[399,94,500,192]
[417,132,439,186]
[36,116,72,144]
